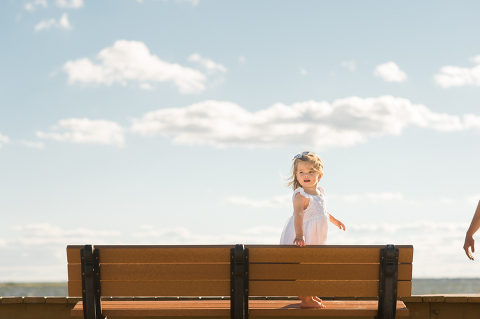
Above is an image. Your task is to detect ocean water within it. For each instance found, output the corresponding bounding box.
[2,280,480,297]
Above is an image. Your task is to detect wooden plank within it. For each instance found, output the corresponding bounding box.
[67,263,412,282]
[67,246,231,264]
[69,279,411,298]
[249,280,412,297]
[68,263,230,281]
[67,245,413,264]
[248,300,409,316]
[249,263,412,281]
[68,280,230,297]
[247,246,413,264]
[71,300,409,317]
[71,300,231,316]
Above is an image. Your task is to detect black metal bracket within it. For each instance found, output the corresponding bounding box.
[81,245,104,319]
[377,244,399,319]
[230,244,249,319]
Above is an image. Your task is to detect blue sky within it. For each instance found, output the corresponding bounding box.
[1,0,480,281]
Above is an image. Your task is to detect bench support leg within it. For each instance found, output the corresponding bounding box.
[81,245,104,319]
[231,244,249,319]
[377,244,399,319]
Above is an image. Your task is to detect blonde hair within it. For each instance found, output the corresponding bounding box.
[287,151,323,190]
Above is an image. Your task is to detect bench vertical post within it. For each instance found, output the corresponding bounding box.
[377,244,399,319]
[231,244,249,319]
[81,245,104,319]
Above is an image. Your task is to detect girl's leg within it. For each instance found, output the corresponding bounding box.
[300,296,326,308]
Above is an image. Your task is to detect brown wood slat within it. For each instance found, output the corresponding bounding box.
[67,246,232,264]
[67,245,413,264]
[249,300,409,316]
[68,263,230,281]
[250,263,412,281]
[247,246,413,264]
[68,280,230,297]
[69,279,411,299]
[71,300,230,316]
[249,280,411,297]
[68,263,411,282]
[71,300,409,317]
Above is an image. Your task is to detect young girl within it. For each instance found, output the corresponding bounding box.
[280,151,346,308]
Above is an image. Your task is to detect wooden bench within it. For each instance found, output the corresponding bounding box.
[67,244,413,319]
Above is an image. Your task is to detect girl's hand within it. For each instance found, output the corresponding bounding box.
[333,218,346,231]
[293,235,306,247]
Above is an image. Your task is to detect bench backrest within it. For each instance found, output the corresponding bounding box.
[247,245,413,298]
[67,244,413,298]
[67,245,232,297]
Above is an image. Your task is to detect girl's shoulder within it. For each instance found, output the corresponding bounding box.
[317,186,325,194]
[292,186,324,201]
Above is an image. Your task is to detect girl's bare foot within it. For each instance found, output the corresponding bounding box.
[300,296,326,308]
[298,296,323,302]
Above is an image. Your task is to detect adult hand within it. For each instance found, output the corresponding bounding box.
[464,234,475,260]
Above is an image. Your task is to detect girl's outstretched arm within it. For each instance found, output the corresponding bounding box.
[328,213,346,231]
[293,194,307,247]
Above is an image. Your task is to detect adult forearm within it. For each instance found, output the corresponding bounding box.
[467,201,480,236]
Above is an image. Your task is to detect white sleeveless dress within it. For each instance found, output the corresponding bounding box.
[279,186,329,245]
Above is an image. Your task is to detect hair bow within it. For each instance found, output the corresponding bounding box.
[293,151,309,160]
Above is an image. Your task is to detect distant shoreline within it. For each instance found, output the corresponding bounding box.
[3,279,480,296]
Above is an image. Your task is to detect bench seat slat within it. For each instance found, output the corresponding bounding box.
[71,300,409,317]
[250,280,411,297]
[67,263,412,281]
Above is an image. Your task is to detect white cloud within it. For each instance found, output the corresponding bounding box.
[36,118,125,147]
[0,223,122,282]
[34,13,71,32]
[177,0,199,5]
[56,0,84,8]
[0,221,478,281]
[328,221,472,278]
[299,67,307,76]
[238,56,246,63]
[136,0,199,4]
[20,140,45,149]
[223,194,291,208]
[374,62,407,83]
[466,195,480,205]
[188,53,227,73]
[365,192,404,203]
[24,0,48,12]
[342,60,356,72]
[223,192,405,208]
[330,192,404,203]
[63,40,207,94]
[130,96,479,149]
[11,223,120,246]
[0,133,10,148]
[434,55,480,88]
[131,226,280,245]
[139,82,154,90]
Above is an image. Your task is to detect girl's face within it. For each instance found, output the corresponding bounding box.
[296,161,322,189]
